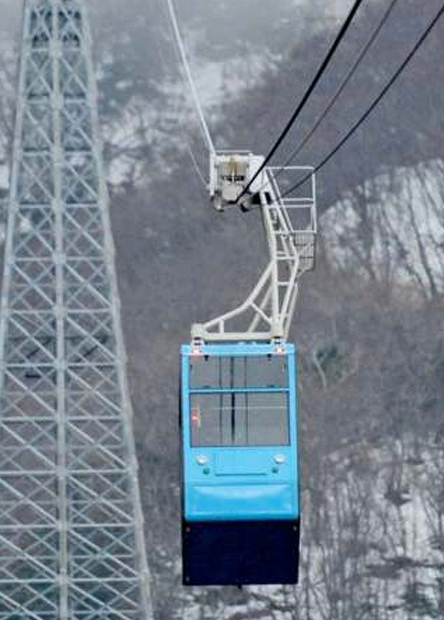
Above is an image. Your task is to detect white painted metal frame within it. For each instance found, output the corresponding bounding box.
[192,161,316,343]
[0,1,152,618]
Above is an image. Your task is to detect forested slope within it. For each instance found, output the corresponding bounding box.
[0,0,443,617]
[111,2,444,616]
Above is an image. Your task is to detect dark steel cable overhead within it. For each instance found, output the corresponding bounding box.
[235,0,366,203]
[279,2,444,200]
[275,0,400,175]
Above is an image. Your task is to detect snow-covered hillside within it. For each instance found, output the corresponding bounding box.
[0,0,353,190]
[160,438,444,620]
[0,2,443,619]
[323,160,444,296]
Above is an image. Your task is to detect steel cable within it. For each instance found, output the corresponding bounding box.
[275,0,399,176]
[164,0,216,155]
[235,0,366,203]
[279,1,444,200]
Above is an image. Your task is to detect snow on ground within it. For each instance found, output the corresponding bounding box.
[192,53,274,109]
[322,160,444,296]
[0,165,7,190]
[296,439,443,620]
[102,45,275,188]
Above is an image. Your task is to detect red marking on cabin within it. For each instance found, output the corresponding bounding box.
[191,408,201,428]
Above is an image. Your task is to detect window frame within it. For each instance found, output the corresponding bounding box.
[188,354,291,448]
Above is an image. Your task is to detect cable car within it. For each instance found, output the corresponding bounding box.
[179,151,315,585]
[166,0,316,585]
[181,342,300,586]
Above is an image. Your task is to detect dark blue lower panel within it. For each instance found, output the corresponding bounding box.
[182,519,300,586]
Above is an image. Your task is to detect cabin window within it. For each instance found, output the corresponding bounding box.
[190,391,289,447]
[189,355,287,390]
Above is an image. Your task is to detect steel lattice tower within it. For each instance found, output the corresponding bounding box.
[0,1,153,618]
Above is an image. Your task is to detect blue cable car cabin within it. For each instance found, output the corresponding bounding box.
[181,342,300,586]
